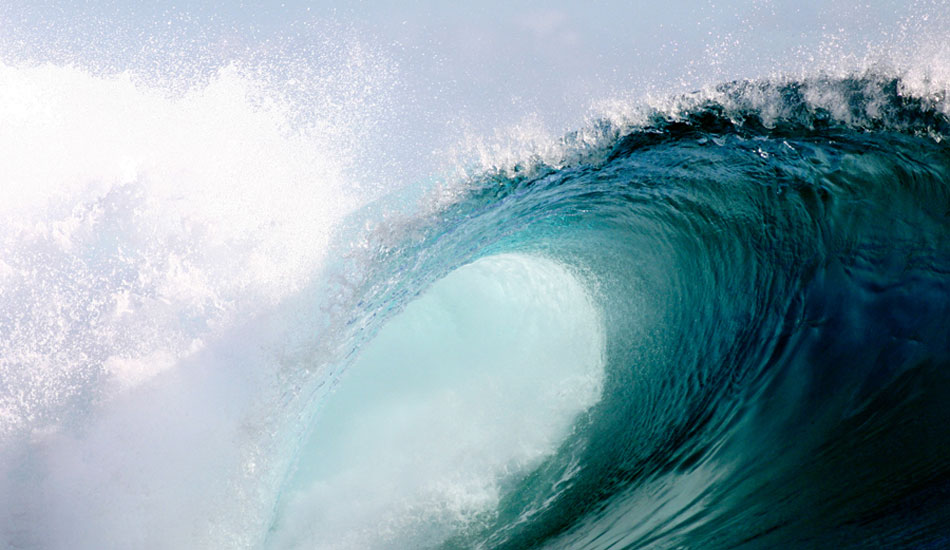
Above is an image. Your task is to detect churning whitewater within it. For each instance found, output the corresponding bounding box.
[3,19,950,550]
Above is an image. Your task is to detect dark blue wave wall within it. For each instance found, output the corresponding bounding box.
[335,75,950,549]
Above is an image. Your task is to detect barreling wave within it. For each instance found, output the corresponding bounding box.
[272,71,950,549]
[3,56,950,549]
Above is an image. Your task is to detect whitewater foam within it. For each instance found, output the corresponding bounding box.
[0,55,389,548]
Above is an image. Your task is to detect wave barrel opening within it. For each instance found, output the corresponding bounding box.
[267,253,606,550]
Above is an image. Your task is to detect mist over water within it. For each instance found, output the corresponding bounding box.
[2,2,950,549]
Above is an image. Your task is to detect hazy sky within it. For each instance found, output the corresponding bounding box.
[2,1,946,185]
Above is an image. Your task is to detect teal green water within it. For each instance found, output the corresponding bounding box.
[276,74,950,549]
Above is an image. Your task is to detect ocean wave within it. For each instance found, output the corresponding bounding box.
[294,71,950,549]
[3,59,950,549]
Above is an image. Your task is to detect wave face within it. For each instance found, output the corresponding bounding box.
[3,59,950,549]
[270,74,950,549]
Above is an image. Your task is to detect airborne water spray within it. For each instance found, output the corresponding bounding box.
[3,3,950,550]
[0,24,402,547]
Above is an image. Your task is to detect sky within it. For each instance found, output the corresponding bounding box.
[1,0,946,187]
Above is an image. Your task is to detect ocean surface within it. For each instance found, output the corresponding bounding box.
[2,29,950,550]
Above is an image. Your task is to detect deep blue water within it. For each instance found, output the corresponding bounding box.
[276,74,950,549]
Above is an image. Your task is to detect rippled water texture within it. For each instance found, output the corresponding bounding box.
[2,42,950,550]
[297,76,950,549]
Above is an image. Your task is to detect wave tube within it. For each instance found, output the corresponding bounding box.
[267,74,950,550]
[267,253,605,549]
